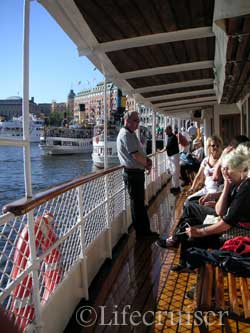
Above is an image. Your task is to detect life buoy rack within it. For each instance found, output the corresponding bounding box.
[10,212,62,330]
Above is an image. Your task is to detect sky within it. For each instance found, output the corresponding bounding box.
[0,0,104,103]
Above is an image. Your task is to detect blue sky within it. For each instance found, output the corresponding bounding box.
[0,0,103,103]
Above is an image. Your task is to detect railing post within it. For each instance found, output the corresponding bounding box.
[105,175,112,259]
[121,173,128,234]
[77,186,89,300]
[27,211,43,332]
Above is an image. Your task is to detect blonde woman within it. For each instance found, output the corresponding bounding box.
[186,135,223,203]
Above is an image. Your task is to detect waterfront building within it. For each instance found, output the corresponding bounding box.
[73,82,124,125]
[67,89,75,115]
[37,103,51,116]
[126,96,165,133]
[51,100,67,113]
[0,96,38,119]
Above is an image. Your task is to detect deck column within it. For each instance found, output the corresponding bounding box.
[246,97,250,138]
[77,186,89,300]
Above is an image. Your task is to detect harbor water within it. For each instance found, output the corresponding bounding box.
[0,143,96,211]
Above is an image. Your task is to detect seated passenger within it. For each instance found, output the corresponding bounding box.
[170,146,250,272]
[213,135,249,181]
[180,138,204,186]
[185,135,223,203]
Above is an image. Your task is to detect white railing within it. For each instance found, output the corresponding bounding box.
[0,151,170,333]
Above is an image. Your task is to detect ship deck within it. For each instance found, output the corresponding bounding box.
[65,184,250,333]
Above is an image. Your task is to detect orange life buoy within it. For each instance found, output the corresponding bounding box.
[10,212,62,330]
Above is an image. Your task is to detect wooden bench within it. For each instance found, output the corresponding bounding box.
[194,263,250,332]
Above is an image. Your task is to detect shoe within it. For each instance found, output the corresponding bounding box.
[155,237,178,249]
[171,264,192,273]
[170,187,181,195]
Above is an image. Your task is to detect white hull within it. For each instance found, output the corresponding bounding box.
[40,128,93,155]
[0,116,44,142]
[0,132,41,143]
[40,144,92,155]
[92,135,119,168]
[92,152,119,168]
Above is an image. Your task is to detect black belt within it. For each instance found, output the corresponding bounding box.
[124,168,144,173]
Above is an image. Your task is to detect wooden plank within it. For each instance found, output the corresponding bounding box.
[215,267,225,310]
[239,277,250,319]
[228,273,240,316]
[199,264,213,310]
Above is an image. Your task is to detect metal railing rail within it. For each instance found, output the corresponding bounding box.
[0,151,169,332]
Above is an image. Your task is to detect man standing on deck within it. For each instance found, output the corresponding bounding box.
[117,111,159,240]
[163,125,181,195]
[187,122,197,141]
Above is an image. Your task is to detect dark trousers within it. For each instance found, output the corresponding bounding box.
[172,201,217,265]
[123,170,151,235]
[173,201,216,241]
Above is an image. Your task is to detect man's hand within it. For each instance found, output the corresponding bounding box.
[146,158,152,172]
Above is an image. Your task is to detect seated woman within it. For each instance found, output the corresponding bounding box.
[171,145,250,272]
[185,135,223,203]
[212,134,249,182]
[180,138,204,186]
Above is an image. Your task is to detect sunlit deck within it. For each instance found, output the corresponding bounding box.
[65,185,250,333]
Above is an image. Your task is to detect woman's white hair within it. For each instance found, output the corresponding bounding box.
[221,148,250,173]
[236,141,250,156]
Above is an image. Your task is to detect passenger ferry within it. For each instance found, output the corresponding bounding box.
[0,115,44,143]
[1,1,250,333]
[39,127,93,155]
[92,125,119,168]
[92,125,159,168]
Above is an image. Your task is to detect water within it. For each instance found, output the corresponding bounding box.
[0,143,96,211]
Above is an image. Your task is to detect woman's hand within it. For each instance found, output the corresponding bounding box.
[187,188,196,194]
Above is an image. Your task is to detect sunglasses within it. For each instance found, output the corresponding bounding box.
[209,144,219,148]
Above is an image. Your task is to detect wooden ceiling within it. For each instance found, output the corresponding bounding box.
[40,0,250,116]
[222,15,250,103]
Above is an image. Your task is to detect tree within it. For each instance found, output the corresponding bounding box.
[48,111,72,126]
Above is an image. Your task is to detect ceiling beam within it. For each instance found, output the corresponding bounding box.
[149,89,215,102]
[156,96,217,107]
[78,27,214,55]
[114,60,214,80]
[158,101,217,112]
[134,78,214,94]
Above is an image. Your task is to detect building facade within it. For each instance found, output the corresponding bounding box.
[0,97,38,119]
[73,82,123,125]
[126,96,165,132]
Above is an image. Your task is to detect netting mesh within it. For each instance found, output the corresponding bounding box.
[0,154,168,331]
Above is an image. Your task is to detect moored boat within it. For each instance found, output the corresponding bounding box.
[92,125,119,167]
[39,127,93,155]
[0,115,44,143]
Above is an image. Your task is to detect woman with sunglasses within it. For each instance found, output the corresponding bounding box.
[172,145,250,272]
[185,135,223,204]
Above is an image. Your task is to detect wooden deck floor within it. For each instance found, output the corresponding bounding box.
[65,184,250,333]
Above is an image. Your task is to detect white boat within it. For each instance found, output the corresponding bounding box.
[92,125,158,168]
[0,115,44,142]
[92,125,119,168]
[39,127,93,155]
